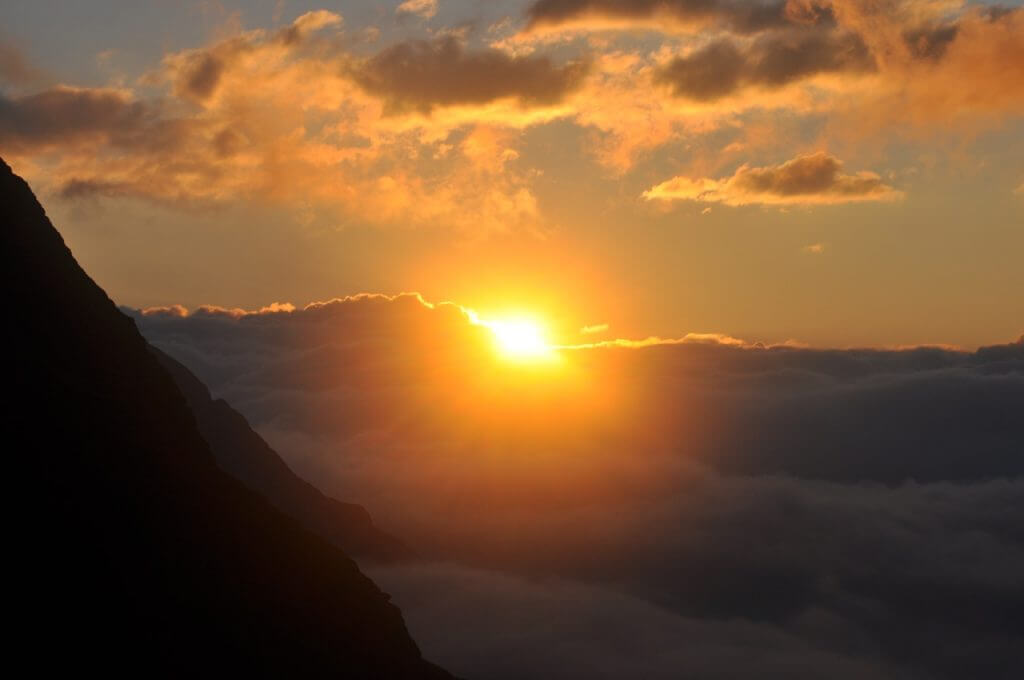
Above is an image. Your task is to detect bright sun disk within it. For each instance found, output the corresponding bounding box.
[485,318,553,360]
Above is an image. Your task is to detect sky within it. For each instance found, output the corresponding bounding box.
[2,0,1022,347]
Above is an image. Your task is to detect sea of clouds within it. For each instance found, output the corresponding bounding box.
[132,296,1024,679]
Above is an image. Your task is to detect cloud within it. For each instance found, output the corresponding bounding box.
[522,0,804,36]
[580,323,609,334]
[802,242,825,254]
[369,561,921,680]
[3,16,559,232]
[4,2,1021,227]
[902,21,958,60]
[175,52,227,101]
[132,292,1024,492]
[654,39,746,101]
[165,10,343,103]
[139,304,189,317]
[396,0,439,20]
[654,30,874,101]
[129,292,1024,495]
[644,152,903,205]
[275,9,344,45]
[291,9,344,33]
[0,86,155,152]
[350,36,590,113]
[131,293,1024,679]
[58,177,136,199]
[140,301,298,319]
[828,3,1024,127]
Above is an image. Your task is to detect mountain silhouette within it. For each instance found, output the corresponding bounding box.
[3,156,454,677]
[152,346,412,561]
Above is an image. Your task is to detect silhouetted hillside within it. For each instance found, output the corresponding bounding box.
[153,346,412,561]
[2,156,454,677]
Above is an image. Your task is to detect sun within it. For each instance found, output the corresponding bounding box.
[485,318,554,360]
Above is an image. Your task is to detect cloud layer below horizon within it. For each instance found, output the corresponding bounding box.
[132,293,1024,679]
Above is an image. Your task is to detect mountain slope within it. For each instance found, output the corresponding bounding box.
[152,346,411,561]
[2,156,454,677]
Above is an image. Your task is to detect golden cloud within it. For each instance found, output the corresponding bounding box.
[1,1,1020,229]
[2,12,569,233]
[396,0,439,20]
[643,151,903,205]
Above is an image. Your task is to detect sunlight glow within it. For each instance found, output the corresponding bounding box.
[484,318,554,360]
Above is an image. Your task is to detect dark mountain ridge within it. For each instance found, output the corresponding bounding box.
[3,156,453,677]
[152,346,411,561]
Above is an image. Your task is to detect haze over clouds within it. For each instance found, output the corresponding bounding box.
[132,294,1024,679]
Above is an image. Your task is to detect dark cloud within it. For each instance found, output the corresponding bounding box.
[980,4,1020,22]
[899,6,1020,61]
[167,35,254,104]
[655,39,746,100]
[902,23,958,60]
[655,30,874,101]
[351,36,590,113]
[58,177,134,199]
[177,53,226,101]
[132,296,1024,679]
[750,29,873,84]
[0,87,153,152]
[524,0,807,34]
[731,151,884,196]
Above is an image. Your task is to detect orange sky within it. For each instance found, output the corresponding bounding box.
[1,0,1021,347]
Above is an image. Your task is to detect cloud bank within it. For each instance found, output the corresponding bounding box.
[132,294,1024,679]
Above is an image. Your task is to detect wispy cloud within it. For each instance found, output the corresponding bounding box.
[396,0,438,20]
